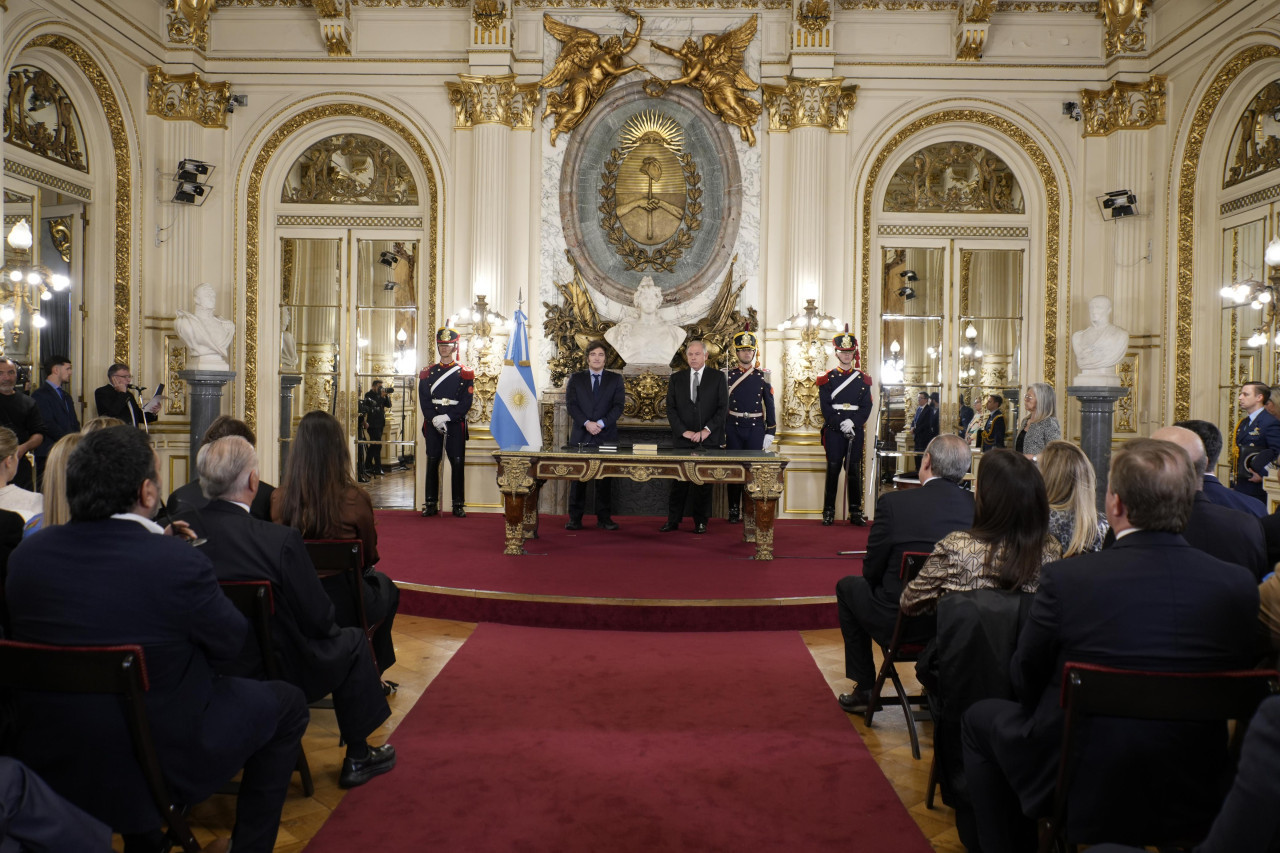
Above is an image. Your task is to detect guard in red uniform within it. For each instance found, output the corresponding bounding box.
[419,327,474,517]
[817,330,874,525]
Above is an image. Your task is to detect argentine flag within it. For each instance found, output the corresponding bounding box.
[491,306,541,449]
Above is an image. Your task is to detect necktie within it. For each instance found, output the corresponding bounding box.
[692,370,700,404]
[592,373,600,398]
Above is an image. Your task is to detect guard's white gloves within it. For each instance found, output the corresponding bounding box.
[762,434,775,452]
[840,419,854,437]
[432,414,449,432]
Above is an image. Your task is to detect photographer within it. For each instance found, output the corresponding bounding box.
[362,380,392,477]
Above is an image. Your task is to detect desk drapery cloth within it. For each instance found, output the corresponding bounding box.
[491,306,541,450]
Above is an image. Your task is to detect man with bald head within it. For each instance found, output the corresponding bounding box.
[1152,425,1267,581]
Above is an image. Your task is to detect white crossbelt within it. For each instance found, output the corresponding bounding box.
[432,397,459,406]
[430,364,460,394]
[729,410,764,418]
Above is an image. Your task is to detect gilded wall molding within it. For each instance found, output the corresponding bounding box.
[1174,43,1280,423]
[164,334,189,416]
[1096,0,1148,56]
[878,223,1028,237]
[861,108,1063,387]
[168,0,215,50]
[146,67,232,129]
[317,0,354,56]
[445,74,538,128]
[2,160,91,200]
[1220,183,1280,217]
[761,76,857,133]
[1079,75,1166,137]
[4,67,89,172]
[954,0,995,61]
[244,101,441,431]
[276,214,424,227]
[1115,351,1137,432]
[25,34,132,365]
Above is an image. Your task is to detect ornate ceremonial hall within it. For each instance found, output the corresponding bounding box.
[5,0,1280,851]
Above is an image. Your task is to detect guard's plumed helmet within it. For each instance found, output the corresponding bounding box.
[832,332,858,352]
[435,327,460,345]
[733,330,758,350]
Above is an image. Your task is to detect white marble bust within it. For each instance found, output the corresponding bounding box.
[603,277,687,365]
[280,306,300,372]
[1071,295,1128,386]
[175,282,236,371]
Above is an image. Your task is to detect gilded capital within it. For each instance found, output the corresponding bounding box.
[447,74,533,128]
[146,66,232,129]
[1079,75,1166,137]
[762,76,858,133]
[316,0,353,56]
[954,0,996,61]
[167,0,215,51]
[1096,0,1148,56]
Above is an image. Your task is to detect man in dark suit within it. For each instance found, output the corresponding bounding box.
[5,426,308,852]
[835,434,974,713]
[1233,381,1280,501]
[0,358,44,492]
[166,416,275,523]
[565,340,625,531]
[962,438,1259,853]
[979,393,1006,452]
[1154,425,1268,580]
[1176,418,1266,517]
[361,379,391,476]
[909,391,939,473]
[30,354,78,490]
[93,362,159,428]
[662,339,727,534]
[195,436,396,789]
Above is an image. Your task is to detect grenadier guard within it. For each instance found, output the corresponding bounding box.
[817,329,874,526]
[724,330,776,523]
[419,327,474,518]
[1234,381,1280,500]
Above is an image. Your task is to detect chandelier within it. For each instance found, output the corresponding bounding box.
[0,220,71,356]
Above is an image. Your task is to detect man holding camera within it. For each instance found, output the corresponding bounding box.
[362,380,392,477]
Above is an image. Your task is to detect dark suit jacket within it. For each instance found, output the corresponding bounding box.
[1202,474,1266,517]
[667,367,728,449]
[29,383,79,458]
[5,519,291,831]
[912,404,940,452]
[1182,492,1269,581]
[862,477,975,605]
[988,531,1258,833]
[93,384,155,426]
[566,369,625,445]
[1237,408,1280,479]
[166,478,275,526]
[197,500,370,703]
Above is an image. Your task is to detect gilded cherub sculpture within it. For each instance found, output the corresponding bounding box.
[654,17,762,147]
[537,9,647,147]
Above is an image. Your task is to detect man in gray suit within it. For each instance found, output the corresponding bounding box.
[662,339,727,534]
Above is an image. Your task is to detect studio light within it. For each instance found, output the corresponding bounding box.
[383,279,397,291]
[379,251,399,268]
[172,181,210,206]
[175,159,214,183]
[172,159,214,205]
[1097,189,1137,220]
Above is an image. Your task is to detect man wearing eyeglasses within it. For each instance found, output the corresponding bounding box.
[93,363,160,428]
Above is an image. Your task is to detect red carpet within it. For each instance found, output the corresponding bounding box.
[305,625,933,852]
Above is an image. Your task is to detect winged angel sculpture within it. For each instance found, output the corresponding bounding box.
[537,9,646,147]
[654,18,762,146]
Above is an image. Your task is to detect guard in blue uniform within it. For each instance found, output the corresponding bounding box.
[818,330,874,526]
[1234,381,1280,500]
[419,327,474,517]
[724,331,776,523]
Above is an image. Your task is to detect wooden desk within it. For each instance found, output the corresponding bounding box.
[492,448,790,560]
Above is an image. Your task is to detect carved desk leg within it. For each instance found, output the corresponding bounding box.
[523,480,542,541]
[743,490,758,544]
[746,463,784,561]
[497,457,535,556]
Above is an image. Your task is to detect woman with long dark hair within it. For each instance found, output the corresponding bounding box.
[271,410,399,673]
[900,448,1059,615]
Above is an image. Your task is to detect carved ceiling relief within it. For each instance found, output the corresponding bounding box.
[168,0,216,50]
[1096,0,1148,56]
[146,67,233,129]
[282,134,418,204]
[4,66,88,173]
[1225,80,1280,189]
[883,142,1024,214]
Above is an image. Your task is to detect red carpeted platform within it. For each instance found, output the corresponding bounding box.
[375,511,868,630]
[305,624,933,853]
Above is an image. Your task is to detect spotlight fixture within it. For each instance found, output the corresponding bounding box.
[225,94,248,113]
[172,181,210,206]
[897,269,918,300]
[378,251,400,268]
[175,159,214,183]
[1062,101,1083,122]
[383,279,397,291]
[1097,189,1137,220]
[899,270,919,282]
[172,159,214,205]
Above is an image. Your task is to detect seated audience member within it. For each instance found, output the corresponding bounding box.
[167,416,276,523]
[1176,419,1266,517]
[1016,383,1062,459]
[38,433,82,528]
[1040,441,1107,556]
[900,449,1059,618]
[196,436,396,789]
[834,434,974,713]
[80,416,124,433]
[0,757,114,852]
[1152,425,1268,581]
[4,425,308,852]
[0,427,42,525]
[93,363,158,428]
[962,438,1259,853]
[271,410,399,674]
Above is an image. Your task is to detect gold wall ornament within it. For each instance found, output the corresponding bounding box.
[884,141,1025,213]
[1224,81,1280,188]
[541,250,618,387]
[145,66,232,129]
[781,337,825,431]
[598,111,703,272]
[622,369,668,421]
[24,35,133,366]
[168,0,216,50]
[1175,44,1280,423]
[1115,351,1137,432]
[653,17,762,146]
[681,256,756,369]
[537,8,646,147]
[796,0,832,33]
[761,76,857,133]
[446,73,525,127]
[1079,75,1167,138]
[164,335,189,416]
[316,0,354,56]
[281,133,418,204]
[474,0,506,32]
[4,67,89,172]
[955,0,996,61]
[47,218,73,264]
[1096,0,1148,56]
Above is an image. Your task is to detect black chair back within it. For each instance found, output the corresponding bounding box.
[303,539,379,664]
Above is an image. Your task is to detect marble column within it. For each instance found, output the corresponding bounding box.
[1068,385,1129,512]
[279,373,302,480]
[179,369,235,460]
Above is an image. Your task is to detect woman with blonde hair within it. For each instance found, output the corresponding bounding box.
[0,426,42,524]
[1016,382,1062,458]
[1040,440,1109,556]
[39,432,83,528]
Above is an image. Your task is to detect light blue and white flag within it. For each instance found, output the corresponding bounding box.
[491,303,541,449]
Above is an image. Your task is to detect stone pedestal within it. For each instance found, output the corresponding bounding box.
[178,370,236,461]
[1068,385,1130,513]
[279,374,303,480]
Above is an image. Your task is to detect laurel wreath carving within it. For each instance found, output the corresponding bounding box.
[598,148,702,273]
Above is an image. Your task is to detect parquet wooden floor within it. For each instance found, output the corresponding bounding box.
[125,619,958,852]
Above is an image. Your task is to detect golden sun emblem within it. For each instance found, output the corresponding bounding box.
[511,390,530,409]
[619,110,684,155]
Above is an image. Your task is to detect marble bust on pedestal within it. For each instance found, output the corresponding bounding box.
[603,276,687,366]
[175,282,236,371]
[1071,295,1128,387]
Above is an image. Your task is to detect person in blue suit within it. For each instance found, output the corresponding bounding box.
[565,340,625,531]
[419,327,474,517]
[1176,419,1266,517]
[30,355,79,491]
[723,331,775,524]
[1233,381,1280,501]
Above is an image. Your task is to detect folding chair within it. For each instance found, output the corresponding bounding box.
[864,551,933,759]
[1038,663,1280,853]
[217,581,314,797]
[302,539,377,656]
[0,640,203,852]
